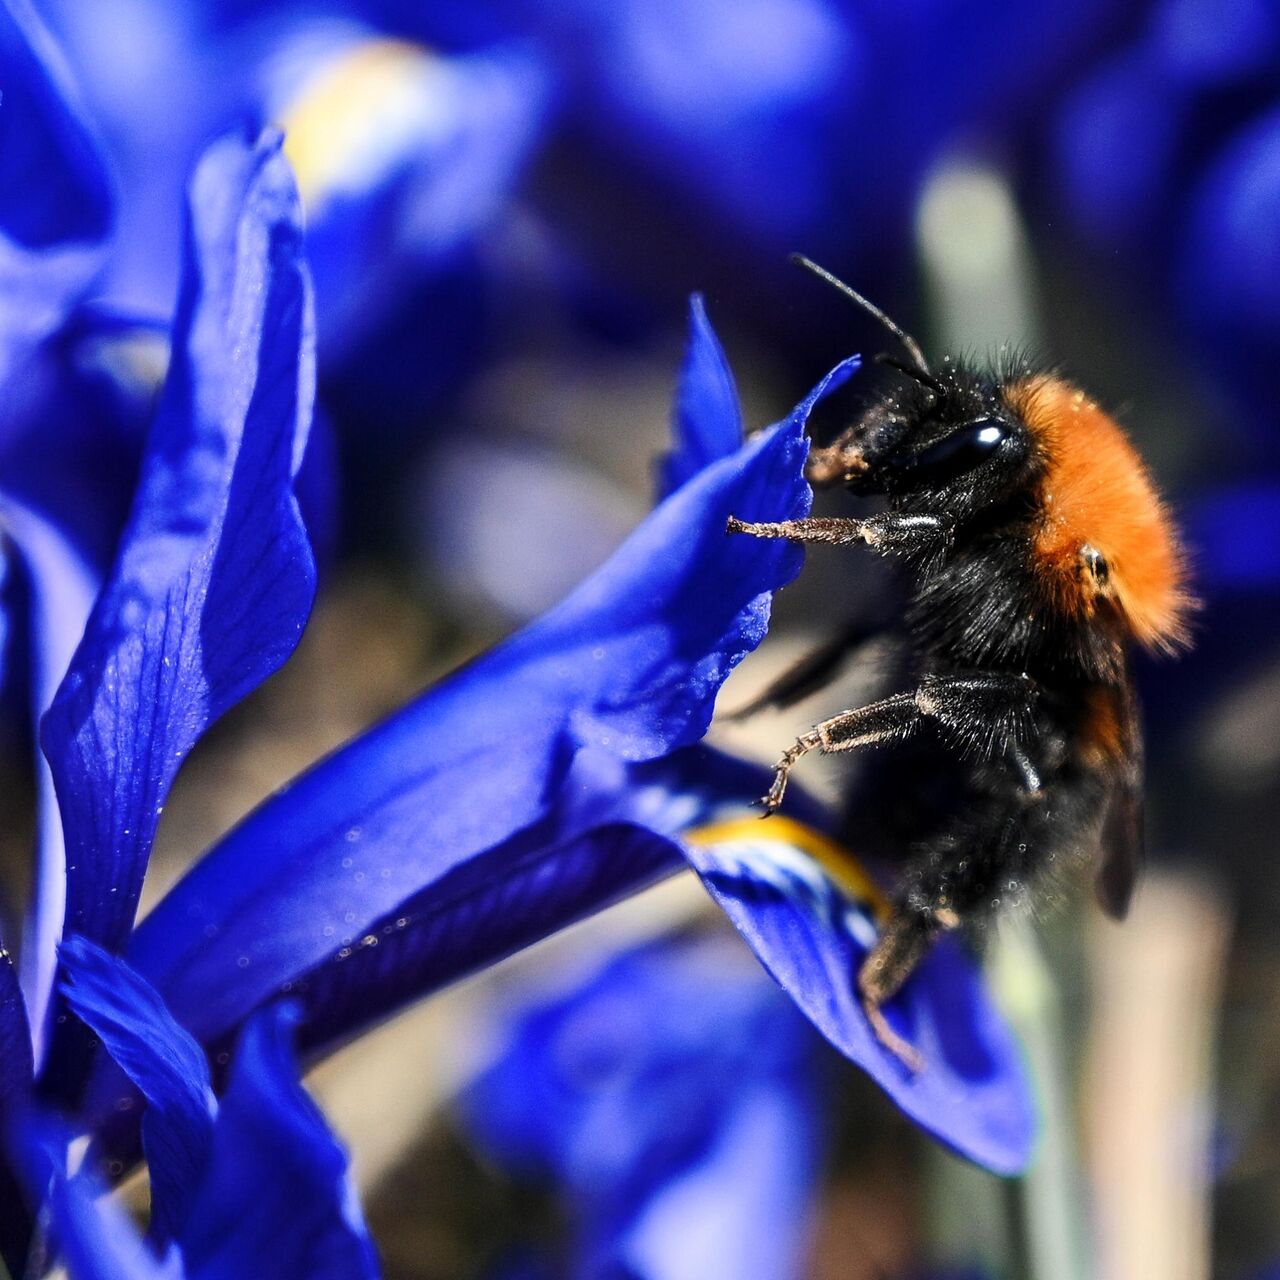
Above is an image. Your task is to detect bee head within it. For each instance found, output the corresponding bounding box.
[789,258,1039,514]
[807,358,1038,516]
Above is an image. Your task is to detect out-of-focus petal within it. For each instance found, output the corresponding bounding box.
[415,437,643,622]
[555,0,854,245]
[1050,48,1187,248]
[657,294,743,498]
[268,28,551,365]
[176,1004,379,1280]
[463,935,821,1280]
[1150,0,1280,87]
[681,820,1036,1174]
[0,311,161,569]
[129,398,813,1050]
[1179,105,1280,432]
[618,1079,818,1280]
[59,938,215,1246]
[40,129,316,977]
[0,0,113,384]
[1185,484,1280,591]
[0,498,98,1058]
[16,1117,179,1280]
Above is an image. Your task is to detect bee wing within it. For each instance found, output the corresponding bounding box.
[721,614,890,720]
[1093,684,1145,920]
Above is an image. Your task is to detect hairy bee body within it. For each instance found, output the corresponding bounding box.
[729,264,1191,1065]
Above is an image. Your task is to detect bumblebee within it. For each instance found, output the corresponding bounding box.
[727,257,1193,1067]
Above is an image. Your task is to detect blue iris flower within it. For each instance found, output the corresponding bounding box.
[0,6,363,1267]
[0,9,1036,1269]
[1048,0,1280,442]
[462,935,826,1280]
[83,294,1029,1181]
[34,0,552,400]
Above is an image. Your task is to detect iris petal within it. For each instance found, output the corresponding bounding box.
[658,294,743,497]
[0,498,98,1057]
[16,1006,376,1280]
[682,826,1036,1174]
[59,938,215,1246]
[129,402,811,1049]
[177,1004,379,1280]
[16,1117,179,1280]
[0,0,113,384]
[39,129,317,974]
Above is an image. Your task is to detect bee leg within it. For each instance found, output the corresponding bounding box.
[763,672,1038,813]
[857,908,938,1073]
[723,615,890,720]
[726,515,871,546]
[761,692,922,813]
[727,512,952,556]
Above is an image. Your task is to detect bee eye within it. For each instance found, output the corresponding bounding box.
[909,418,1007,484]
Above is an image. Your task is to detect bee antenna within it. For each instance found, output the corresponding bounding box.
[789,253,932,377]
[875,352,942,394]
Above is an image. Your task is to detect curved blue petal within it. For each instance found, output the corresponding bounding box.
[59,938,215,1246]
[681,824,1036,1174]
[0,0,113,384]
[0,498,99,1059]
[130,392,817,1051]
[177,1004,379,1280]
[40,129,317,977]
[657,294,743,498]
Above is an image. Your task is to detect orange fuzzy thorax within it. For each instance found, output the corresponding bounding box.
[1011,376,1193,653]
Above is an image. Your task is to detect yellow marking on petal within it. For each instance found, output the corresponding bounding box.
[280,38,437,205]
[683,815,891,921]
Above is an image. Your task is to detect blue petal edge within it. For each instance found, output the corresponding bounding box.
[681,823,1037,1174]
[59,938,214,1245]
[40,128,317,975]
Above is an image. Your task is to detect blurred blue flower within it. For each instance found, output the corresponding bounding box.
[33,0,1128,389]
[35,0,552,406]
[1047,0,1280,441]
[463,935,825,1280]
[0,0,113,386]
